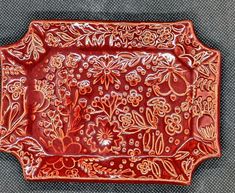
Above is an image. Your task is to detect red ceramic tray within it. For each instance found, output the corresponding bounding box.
[0,20,221,185]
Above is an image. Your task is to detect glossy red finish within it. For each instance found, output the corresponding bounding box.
[0,20,221,185]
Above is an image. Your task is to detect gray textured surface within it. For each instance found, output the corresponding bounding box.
[0,0,235,192]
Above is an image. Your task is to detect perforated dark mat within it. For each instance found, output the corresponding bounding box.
[0,0,235,192]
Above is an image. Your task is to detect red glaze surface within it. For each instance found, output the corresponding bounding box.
[0,20,221,185]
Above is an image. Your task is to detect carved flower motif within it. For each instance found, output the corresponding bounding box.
[141,30,157,46]
[35,80,55,100]
[127,89,143,107]
[125,70,141,86]
[50,54,65,69]
[48,157,77,170]
[89,55,126,90]
[42,110,63,137]
[65,53,81,68]
[8,81,24,100]
[145,53,189,96]
[118,113,134,128]
[97,127,114,146]
[45,33,60,47]
[182,157,194,175]
[86,116,122,153]
[147,97,171,117]
[77,80,92,95]
[65,168,79,177]
[51,136,82,154]
[165,113,182,136]
[198,125,215,141]
[128,148,141,162]
[137,160,151,174]
[196,114,215,141]
[157,26,174,42]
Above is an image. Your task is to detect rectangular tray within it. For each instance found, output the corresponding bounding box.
[0,20,221,185]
